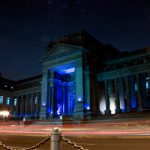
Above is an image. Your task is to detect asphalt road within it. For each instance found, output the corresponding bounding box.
[0,118,150,150]
[0,134,150,150]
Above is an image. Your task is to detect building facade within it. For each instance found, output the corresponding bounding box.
[0,31,150,120]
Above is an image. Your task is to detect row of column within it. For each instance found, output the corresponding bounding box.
[48,81,75,117]
[14,92,41,118]
[40,64,85,120]
[104,74,143,114]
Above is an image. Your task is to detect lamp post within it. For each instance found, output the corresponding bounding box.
[0,110,9,125]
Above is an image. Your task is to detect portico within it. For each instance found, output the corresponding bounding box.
[39,43,88,120]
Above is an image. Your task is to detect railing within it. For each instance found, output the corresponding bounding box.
[0,127,89,150]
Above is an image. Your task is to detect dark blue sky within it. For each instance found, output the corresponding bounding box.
[1,0,150,80]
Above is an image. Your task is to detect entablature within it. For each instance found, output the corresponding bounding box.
[98,62,150,81]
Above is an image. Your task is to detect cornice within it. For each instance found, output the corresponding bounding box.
[98,62,150,81]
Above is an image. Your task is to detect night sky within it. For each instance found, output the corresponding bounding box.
[1,0,150,80]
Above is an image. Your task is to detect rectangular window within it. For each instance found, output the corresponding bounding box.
[146,81,149,89]
[14,98,17,106]
[35,96,38,104]
[6,97,10,105]
[135,83,138,91]
[0,96,3,104]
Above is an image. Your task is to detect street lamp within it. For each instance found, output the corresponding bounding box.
[0,110,10,125]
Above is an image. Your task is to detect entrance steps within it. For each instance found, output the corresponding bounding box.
[33,118,63,125]
[30,110,150,125]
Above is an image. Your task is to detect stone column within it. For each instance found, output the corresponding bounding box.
[114,78,120,113]
[36,92,41,118]
[70,86,75,115]
[104,80,111,114]
[25,95,28,117]
[34,93,38,118]
[84,65,91,119]
[62,85,65,115]
[141,73,147,108]
[40,69,49,120]
[30,94,34,118]
[27,94,31,116]
[25,94,29,118]
[15,96,19,117]
[73,64,84,119]
[22,95,26,117]
[19,96,21,117]
[136,74,143,111]
[20,96,23,117]
[119,77,125,112]
[28,94,31,117]
[10,96,15,116]
[125,76,131,112]
[49,71,55,118]
[64,86,68,115]
[67,86,71,115]
[3,96,6,108]
[33,94,36,118]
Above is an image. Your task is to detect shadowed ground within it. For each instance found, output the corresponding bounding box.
[0,134,150,150]
[0,111,150,150]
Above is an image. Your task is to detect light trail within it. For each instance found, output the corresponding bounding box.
[0,119,150,136]
[0,128,150,136]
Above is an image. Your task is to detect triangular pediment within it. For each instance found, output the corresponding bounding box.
[40,43,82,63]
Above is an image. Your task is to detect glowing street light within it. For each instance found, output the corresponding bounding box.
[0,110,10,117]
[0,110,10,125]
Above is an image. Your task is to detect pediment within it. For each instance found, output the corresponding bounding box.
[40,43,82,63]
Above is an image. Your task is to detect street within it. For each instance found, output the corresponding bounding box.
[0,118,150,149]
[0,134,150,150]
[0,118,150,136]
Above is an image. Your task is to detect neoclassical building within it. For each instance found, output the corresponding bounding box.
[0,31,150,120]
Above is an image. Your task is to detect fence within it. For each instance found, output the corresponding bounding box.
[0,127,89,150]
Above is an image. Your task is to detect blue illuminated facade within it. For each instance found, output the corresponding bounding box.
[39,31,102,120]
[1,31,150,120]
[46,72,75,118]
[39,43,86,119]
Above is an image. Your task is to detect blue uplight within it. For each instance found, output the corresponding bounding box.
[121,108,126,113]
[131,97,136,109]
[84,103,90,110]
[86,106,90,110]
[42,102,46,106]
[57,104,62,115]
[47,107,51,113]
[78,97,82,102]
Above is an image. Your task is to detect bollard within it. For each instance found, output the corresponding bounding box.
[51,127,61,150]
